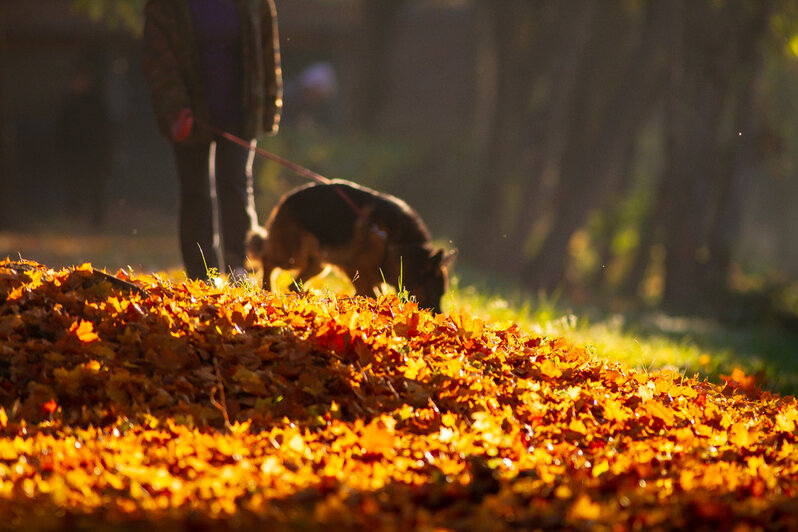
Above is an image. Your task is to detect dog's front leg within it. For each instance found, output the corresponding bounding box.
[260,258,279,291]
[286,233,324,292]
[292,255,324,292]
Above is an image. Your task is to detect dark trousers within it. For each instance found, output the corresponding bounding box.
[172,137,257,279]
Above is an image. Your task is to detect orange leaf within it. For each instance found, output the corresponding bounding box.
[42,398,58,414]
[568,417,588,435]
[602,398,629,423]
[645,400,675,427]
[360,416,396,456]
[538,358,562,379]
[71,320,99,343]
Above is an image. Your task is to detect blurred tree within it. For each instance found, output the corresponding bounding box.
[461,1,666,284]
[70,0,145,32]
[0,14,9,228]
[351,0,403,131]
[646,0,774,308]
[460,0,541,273]
[461,0,782,310]
[517,1,670,292]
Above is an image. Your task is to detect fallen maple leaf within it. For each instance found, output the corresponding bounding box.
[71,319,99,343]
[360,416,397,457]
[42,398,57,414]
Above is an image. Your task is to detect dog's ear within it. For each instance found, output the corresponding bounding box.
[433,248,458,268]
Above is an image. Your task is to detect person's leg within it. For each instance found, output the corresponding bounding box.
[172,142,217,279]
[214,138,257,273]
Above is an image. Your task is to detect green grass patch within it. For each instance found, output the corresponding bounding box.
[447,272,798,396]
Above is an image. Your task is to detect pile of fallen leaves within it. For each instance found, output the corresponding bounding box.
[1,258,797,531]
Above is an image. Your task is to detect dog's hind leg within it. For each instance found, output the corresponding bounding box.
[259,257,279,291]
[257,236,284,291]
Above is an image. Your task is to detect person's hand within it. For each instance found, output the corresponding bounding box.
[171,108,194,142]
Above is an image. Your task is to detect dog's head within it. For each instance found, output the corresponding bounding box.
[403,247,457,314]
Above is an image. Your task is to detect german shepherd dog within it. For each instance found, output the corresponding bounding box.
[246,180,455,313]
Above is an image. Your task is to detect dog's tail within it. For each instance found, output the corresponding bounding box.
[245,226,268,261]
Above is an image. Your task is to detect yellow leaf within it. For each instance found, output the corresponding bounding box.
[554,484,572,498]
[287,433,306,454]
[670,385,697,399]
[637,382,655,401]
[775,412,796,433]
[441,412,457,427]
[729,422,751,448]
[568,417,587,435]
[569,494,601,521]
[229,420,252,435]
[261,456,282,475]
[403,357,427,380]
[592,460,609,477]
[679,470,696,491]
[538,358,562,379]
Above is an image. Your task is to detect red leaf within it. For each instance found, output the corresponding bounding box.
[42,398,58,414]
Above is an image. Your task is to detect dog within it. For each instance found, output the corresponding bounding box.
[246,180,455,313]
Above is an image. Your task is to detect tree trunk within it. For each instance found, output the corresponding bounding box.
[704,27,770,294]
[0,16,10,229]
[505,0,601,268]
[350,0,403,132]
[659,0,773,309]
[457,0,543,272]
[519,2,669,292]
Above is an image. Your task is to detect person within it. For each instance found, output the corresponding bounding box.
[284,61,339,130]
[141,0,282,280]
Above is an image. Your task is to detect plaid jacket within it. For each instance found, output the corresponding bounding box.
[142,0,282,144]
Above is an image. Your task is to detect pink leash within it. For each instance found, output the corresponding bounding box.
[197,119,370,220]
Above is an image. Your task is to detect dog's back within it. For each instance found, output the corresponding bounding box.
[272,180,430,247]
